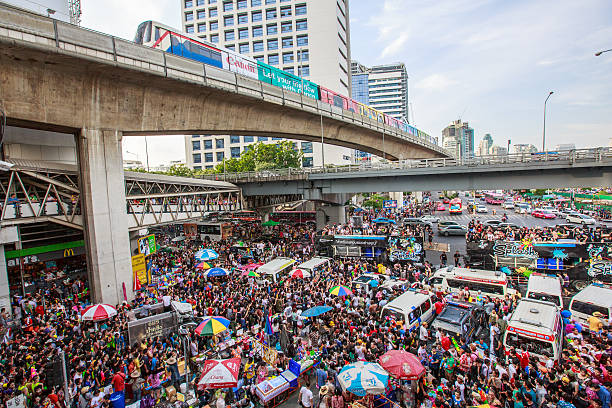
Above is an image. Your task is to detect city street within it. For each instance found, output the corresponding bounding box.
[425,199,603,265]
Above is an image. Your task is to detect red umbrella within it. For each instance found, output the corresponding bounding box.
[290,268,311,279]
[81,304,117,321]
[197,358,240,389]
[378,350,425,380]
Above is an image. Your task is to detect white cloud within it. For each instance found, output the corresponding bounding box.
[380,32,409,58]
[415,74,457,92]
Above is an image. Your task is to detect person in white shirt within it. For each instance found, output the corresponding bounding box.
[419,322,429,343]
[299,384,314,408]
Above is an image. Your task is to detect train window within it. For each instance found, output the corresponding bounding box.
[134,21,148,44]
[155,27,161,41]
[144,21,152,43]
[331,95,344,109]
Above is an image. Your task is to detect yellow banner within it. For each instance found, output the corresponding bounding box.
[132,254,147,285]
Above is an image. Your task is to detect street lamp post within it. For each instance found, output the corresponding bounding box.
[595,49,612,56]
[542,91,554,152]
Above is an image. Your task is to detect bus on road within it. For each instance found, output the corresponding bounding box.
[449,198,463,214]
[484,192,505,205]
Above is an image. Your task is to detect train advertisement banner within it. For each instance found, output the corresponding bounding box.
[257,63,319,99]
[222,52,258,79]
[387,236,424,263]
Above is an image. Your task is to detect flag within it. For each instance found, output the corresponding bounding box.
[133,274,142,291]
[264,308,274,336]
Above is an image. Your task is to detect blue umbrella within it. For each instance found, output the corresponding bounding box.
[500,266,512,275]
[196,249,219,261]
[338,361,389,396]
[372,217,395,224]
[206,267,229,277]
[301,306,333,318]
[368,279,379,288]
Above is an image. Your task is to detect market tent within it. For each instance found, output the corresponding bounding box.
[197,358,240,389]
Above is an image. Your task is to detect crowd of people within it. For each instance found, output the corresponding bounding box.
[0,200,610,408]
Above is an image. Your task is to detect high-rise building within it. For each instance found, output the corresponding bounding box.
[490,145,508,156]
[350,61,409,121]
[477,133,493,156]
[442,120,474,160]
[181,0,354,170]
[554,143,576,151]
[512,143,538,154]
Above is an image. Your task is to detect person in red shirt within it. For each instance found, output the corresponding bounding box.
[516,348,530,370]
[112,371,126,394]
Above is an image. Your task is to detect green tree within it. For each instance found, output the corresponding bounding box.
[165,163,194,178]
[212,141,303,173]
[362,193,388,209]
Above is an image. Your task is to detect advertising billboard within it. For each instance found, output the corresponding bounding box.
[383,200,397,209]
[138,234,156,256]
[222,52,258,79]
[257,62,319,99]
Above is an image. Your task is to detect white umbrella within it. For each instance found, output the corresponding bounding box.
[338,361,389,396]
[81,304,117,321]
[197,358,240,390]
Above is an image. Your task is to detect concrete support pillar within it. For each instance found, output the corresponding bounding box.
[77,129,133,305]
[0,227,19,315]
[316,205,346,229]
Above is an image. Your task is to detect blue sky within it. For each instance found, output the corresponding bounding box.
[80,0,612,165]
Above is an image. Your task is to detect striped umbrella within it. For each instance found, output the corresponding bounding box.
[195,262,212,270]
[290,268,311,279]
[81,304,117,321]
[195,249,219,261]
[195,316,231,336]
[338,361,389,396]
[330,285,352,297]
[241,270,260,277]
[206,267,229,277]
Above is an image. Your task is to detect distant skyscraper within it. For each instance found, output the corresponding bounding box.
[477,133,493,156]
[490,145,508,155]
[442,120,474,159]
[350,60,409,121]
[554,143,576,151]
[180,0,355,170]
[512,143,538,154]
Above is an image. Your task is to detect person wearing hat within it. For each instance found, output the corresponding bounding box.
[165,351,180,389]
[319,385,332,408]
[588,312,604,337]
[78,386,90,408]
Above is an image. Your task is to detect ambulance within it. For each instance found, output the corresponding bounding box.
[503,298,563,362]
[429,266,517,299]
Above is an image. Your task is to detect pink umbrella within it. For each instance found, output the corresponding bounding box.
[378,349,425,380]
[81,304,117,321]
[290,268,311,279]
[197,358,240,390]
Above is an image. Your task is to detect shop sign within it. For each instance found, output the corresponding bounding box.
[588,261,612,277]
[493,241,537,259]
[127,312,177,345]
[6,246,85,267]
[132,254,148,285]
[333,235,388,247]
[383,200,397,208]
[138,234,156,256]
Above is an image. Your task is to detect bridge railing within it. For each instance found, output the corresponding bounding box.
[198,147,612,183]
[0,3,444,155]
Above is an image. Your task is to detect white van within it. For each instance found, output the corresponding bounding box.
[429,266,517,299]
[503,298,563,362]
[525,273,564,308]
[295,257,331,277]
[257,257,297,282]
[380,289,437,331]
[569,283,612,330]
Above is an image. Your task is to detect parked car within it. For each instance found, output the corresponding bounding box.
[443,198,450,204]
[482,219,504,228]
[438,224,468,236]
[438,220,460,229]
[566,213,596,225]
[532,209,556,219]
[502,201,515,209]
[475,205,488,213]
[498,222,520,229]
[436,203,446,211]
[514,203,532,214]
[403,217,433,228]
[420,215,440,223]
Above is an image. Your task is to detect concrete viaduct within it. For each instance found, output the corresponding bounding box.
[0,4,448,305]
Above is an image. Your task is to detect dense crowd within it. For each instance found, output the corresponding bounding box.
[0,202,610,408]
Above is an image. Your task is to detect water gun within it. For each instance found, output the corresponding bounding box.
[451,337,461,352]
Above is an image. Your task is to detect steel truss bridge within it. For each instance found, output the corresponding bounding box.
[0,160,241,231]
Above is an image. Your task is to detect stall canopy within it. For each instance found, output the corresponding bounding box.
[197,358,240,389]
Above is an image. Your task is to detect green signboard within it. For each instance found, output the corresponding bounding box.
[138,234,157,257]
[257,62,319,100]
